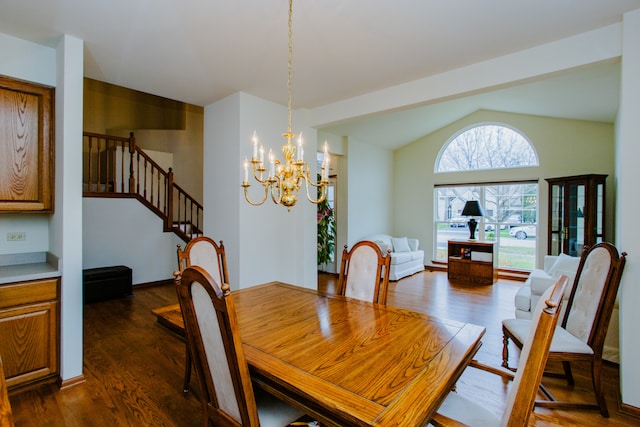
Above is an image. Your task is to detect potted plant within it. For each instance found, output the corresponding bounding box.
[317,178,335,271]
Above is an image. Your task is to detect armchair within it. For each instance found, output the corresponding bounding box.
[514,253,580,320]
[503,242,627,417]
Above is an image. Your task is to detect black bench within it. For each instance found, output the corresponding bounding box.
[83,265,133,304]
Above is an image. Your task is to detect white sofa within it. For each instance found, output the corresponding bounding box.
[365,234,425,281]
[514,253,580,320]
[513,252,620,363]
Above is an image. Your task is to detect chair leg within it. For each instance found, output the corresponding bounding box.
[183,345,192,393]
[502,333,511,370]
[562,361,574,385]
[591,359,609,418]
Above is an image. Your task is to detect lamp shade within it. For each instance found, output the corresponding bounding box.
[461,200,485,217]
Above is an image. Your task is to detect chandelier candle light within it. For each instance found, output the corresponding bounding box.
[242,0,329,211]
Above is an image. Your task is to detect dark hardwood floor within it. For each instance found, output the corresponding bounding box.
[7,271,638,426]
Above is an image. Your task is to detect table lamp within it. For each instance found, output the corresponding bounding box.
[461,200,485,240]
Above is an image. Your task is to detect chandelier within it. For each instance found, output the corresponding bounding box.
[242,0,329,211]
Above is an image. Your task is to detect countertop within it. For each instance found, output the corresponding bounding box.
[0,252,61,284]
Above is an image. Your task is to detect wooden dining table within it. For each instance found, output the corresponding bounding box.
[152,281,485,426]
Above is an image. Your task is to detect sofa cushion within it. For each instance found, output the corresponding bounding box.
[374,240,392,254]
[391,237,411,253]
[547,253,580,278]
[410,250,424,261]
[514,285,532,312]
[390,251,413,265]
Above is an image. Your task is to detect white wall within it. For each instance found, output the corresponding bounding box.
[617,8,640,409]
[0,214,50,254]
[204,92,318,290]
[346,138,394,244]
[0,32,56,256]
[51,35,85,383]
[83,198,182,284]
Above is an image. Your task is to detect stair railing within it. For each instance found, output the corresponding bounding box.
[83,131,203,242]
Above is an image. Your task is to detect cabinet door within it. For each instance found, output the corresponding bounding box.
[548,182,564,256]
[0,301,58,389]
[567,182,586,257]
[547,175,606,256]
[0,76,55,212]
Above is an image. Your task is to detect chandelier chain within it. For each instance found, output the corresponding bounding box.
[287,0,293,135]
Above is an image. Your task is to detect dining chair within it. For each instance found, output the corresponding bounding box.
[502,242,626,417]
[0,356,14,427]
[337,240,391,304]
[176,236,229,393]
[174,266,305,427]
[431,275,569,427]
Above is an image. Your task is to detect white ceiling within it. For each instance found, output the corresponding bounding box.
[0,0,636,149]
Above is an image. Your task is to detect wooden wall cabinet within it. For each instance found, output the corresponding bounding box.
[546,174,606,257]
[0,75,55,212]
[0,278,60,391]
[447,240,497,285]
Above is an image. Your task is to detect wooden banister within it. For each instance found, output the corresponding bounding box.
[82,131,203,242]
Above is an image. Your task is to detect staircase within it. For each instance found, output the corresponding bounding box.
[82,132,202,242]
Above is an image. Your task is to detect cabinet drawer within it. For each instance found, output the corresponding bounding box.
[0,278,58,309]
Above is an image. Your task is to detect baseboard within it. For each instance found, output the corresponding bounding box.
[619,401,640,419]
[134,278,174,289]
[58,374,86,390]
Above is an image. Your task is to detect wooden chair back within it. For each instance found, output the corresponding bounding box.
[502,275,569,426]
[177,236,228,285]
[175,266,259,427]
[337,240,391,304]
[0,356,14,427]
[562,242,626,357]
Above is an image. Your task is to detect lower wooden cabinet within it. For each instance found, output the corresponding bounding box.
[0,277,60,391]
[447,240,497,285]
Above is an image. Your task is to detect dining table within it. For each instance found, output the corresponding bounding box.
[152,281,485,426]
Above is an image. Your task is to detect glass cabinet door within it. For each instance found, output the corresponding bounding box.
[546,174,607,256]
[567,183,585,257]
[549,183,564,256]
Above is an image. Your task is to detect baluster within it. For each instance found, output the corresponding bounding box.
[149,166,154,206]
[87,136,93,191]
[135,152,140,195]
[189,199,194,239]
[96,137,103,191]
[120,140,126,192]
[167,169,174,230]
[175,190,180,232]
[106,138,112,192]
[142,158,147,199]
[183,193,188,235]
[155,170,161,209]
[195,208,200,237]
[129,133,136,193]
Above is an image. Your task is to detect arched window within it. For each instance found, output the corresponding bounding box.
[433,124,540,270]
[436,124,538,172]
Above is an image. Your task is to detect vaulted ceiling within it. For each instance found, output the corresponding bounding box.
[1,0,637,149]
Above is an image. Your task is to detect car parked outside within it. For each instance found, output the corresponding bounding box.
[449,217,467,228]
[450,217,495,231]
[509,225,537,240]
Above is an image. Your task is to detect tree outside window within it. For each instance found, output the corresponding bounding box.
[434,124,539,270]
